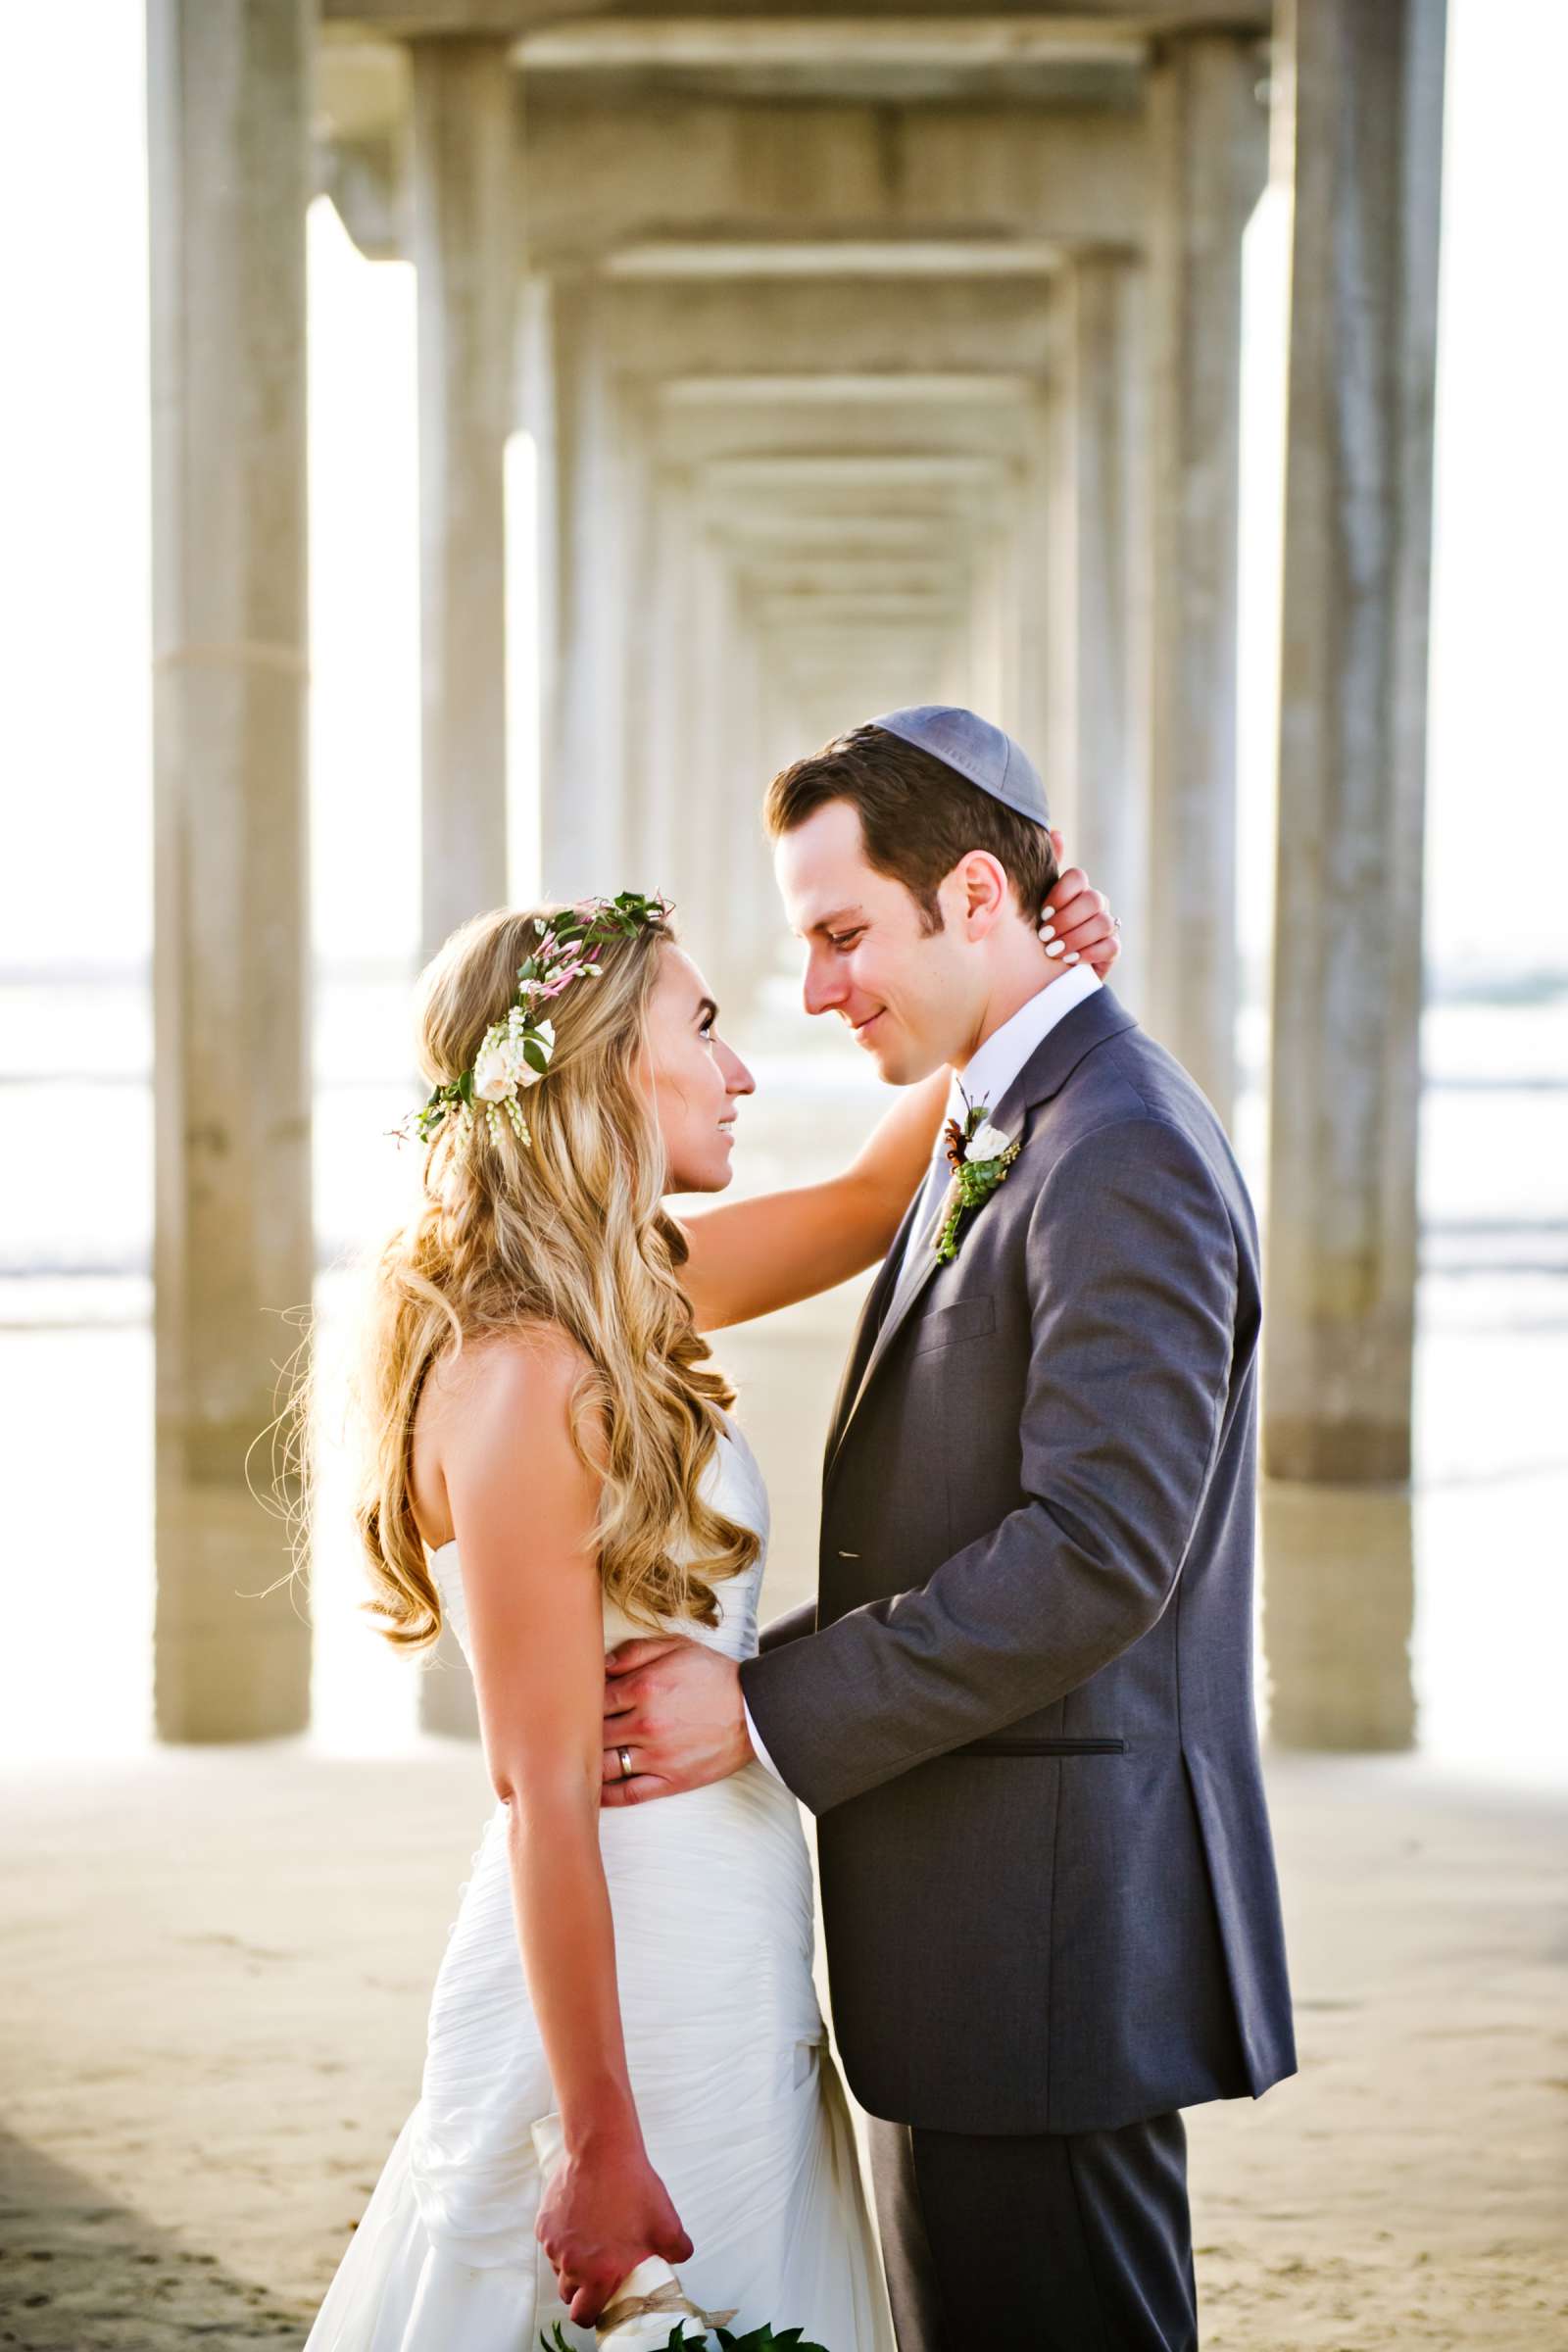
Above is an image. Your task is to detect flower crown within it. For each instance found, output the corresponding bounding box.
[407,890,674,1150]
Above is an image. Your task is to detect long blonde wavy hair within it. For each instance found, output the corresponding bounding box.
[355,903,758,1653]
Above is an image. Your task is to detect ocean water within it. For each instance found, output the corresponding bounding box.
[1,971,1564,1785]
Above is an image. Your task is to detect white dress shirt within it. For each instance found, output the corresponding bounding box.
[744,961,1103,1783]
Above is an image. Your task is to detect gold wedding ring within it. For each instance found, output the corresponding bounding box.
[617,1744,633,1782]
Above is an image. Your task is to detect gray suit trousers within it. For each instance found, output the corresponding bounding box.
[868,2110,1198,2351]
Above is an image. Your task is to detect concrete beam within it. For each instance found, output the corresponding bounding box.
[315,39,409,258]
[750,592,969,626]
[703,452,1010,491]
[604,237,1068,279]
[1263,0,1446,1485]
[733,559,961,597]
[711,512,979,551]
[321,2,1273,32]
[649,389,1040,469]
[148,0,314,1741]
[657,371,1036,406]
[600,272,1057,382]
[514,19,1151,70]
[523,96,1151,263]
[1144,29,1267,1128]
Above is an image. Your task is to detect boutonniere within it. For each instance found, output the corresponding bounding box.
[933,1100,1022,1263]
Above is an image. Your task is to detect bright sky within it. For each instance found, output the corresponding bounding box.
[1,1,1564,981]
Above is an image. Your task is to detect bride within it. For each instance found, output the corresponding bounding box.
[304,872,1115,2351]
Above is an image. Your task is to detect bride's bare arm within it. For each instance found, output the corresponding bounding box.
[678,853,1121,1332]
[677,1068,951,1332]
[433,1332,692,2324]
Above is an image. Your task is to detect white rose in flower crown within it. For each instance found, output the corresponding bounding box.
[967,1118,1014,1163]
[472,1034,519,1102]
[475,1018,557,1102]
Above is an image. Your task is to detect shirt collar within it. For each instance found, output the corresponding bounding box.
[948,963,1103,1127]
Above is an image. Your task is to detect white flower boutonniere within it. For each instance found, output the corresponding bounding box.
[966,1118,1013,1163]
[933,1101,1022,1263]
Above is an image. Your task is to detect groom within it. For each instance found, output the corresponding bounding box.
[603,709,1296,2349]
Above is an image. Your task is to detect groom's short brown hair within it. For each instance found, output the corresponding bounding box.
[762,724,1058,935]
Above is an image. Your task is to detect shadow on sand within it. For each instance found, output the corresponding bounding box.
[0,2129,311,2349]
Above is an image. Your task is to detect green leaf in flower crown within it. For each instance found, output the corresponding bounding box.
[522,1036,551,1075]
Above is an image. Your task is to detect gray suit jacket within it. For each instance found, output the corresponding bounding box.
[740,987,1297,2137]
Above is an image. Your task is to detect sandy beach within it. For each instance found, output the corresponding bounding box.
[1,1740,1563,2351]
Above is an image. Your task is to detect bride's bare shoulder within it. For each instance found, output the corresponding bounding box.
[411,1322,595,1547]
[423,1319,590,1420]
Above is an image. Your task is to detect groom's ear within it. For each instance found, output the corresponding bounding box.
[955,850,1011,939]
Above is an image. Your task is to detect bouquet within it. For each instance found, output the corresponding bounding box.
[535,2250,829,2351]
[542,2317,827,2351]
[531,2121,829,2352]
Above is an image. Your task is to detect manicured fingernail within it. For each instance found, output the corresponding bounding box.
[1039,923,1055,943]
[1065,951,1081,965]
[1045,939,1065,958]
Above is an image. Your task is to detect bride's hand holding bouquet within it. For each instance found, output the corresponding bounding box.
[534,2117,829,2351]
[534,2114,693,2335]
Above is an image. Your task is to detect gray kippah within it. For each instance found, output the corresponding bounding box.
[869,704,1050,828]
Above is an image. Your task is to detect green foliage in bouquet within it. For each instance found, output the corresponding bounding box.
[541,2325,829,2351]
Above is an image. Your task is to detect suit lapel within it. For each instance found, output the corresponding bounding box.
[830,1217,946,1468]
[824,986,1139,1485]
[990,981,1138,1125]
[822,1178,927,1467]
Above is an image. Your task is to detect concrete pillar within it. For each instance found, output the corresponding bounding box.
[719,596,780,1012]
[1146,34,1268,1125]
[147,0,313,1740]
[685,529,742,993]
[1052,254,1151,1011]
[409,39,516,1740]
[1263,0,1447,1484]
[535,273,627,901]
[1262,1484,1416,1750]
[631,466,695,905]
[410,37,515,960]
[1004,419,1048,773]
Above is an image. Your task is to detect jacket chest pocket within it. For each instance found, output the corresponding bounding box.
[909,1293,997,1356]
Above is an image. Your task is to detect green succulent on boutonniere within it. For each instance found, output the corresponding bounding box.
[932,1100,1022,1264]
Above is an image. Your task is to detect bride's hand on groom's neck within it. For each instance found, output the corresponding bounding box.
[600,1637,751,1806]
[1040,831,1121,977]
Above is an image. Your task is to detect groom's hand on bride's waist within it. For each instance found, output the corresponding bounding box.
[600,1638,753,1805]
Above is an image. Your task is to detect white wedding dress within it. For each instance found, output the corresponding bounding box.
[304,1420,894,2352]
